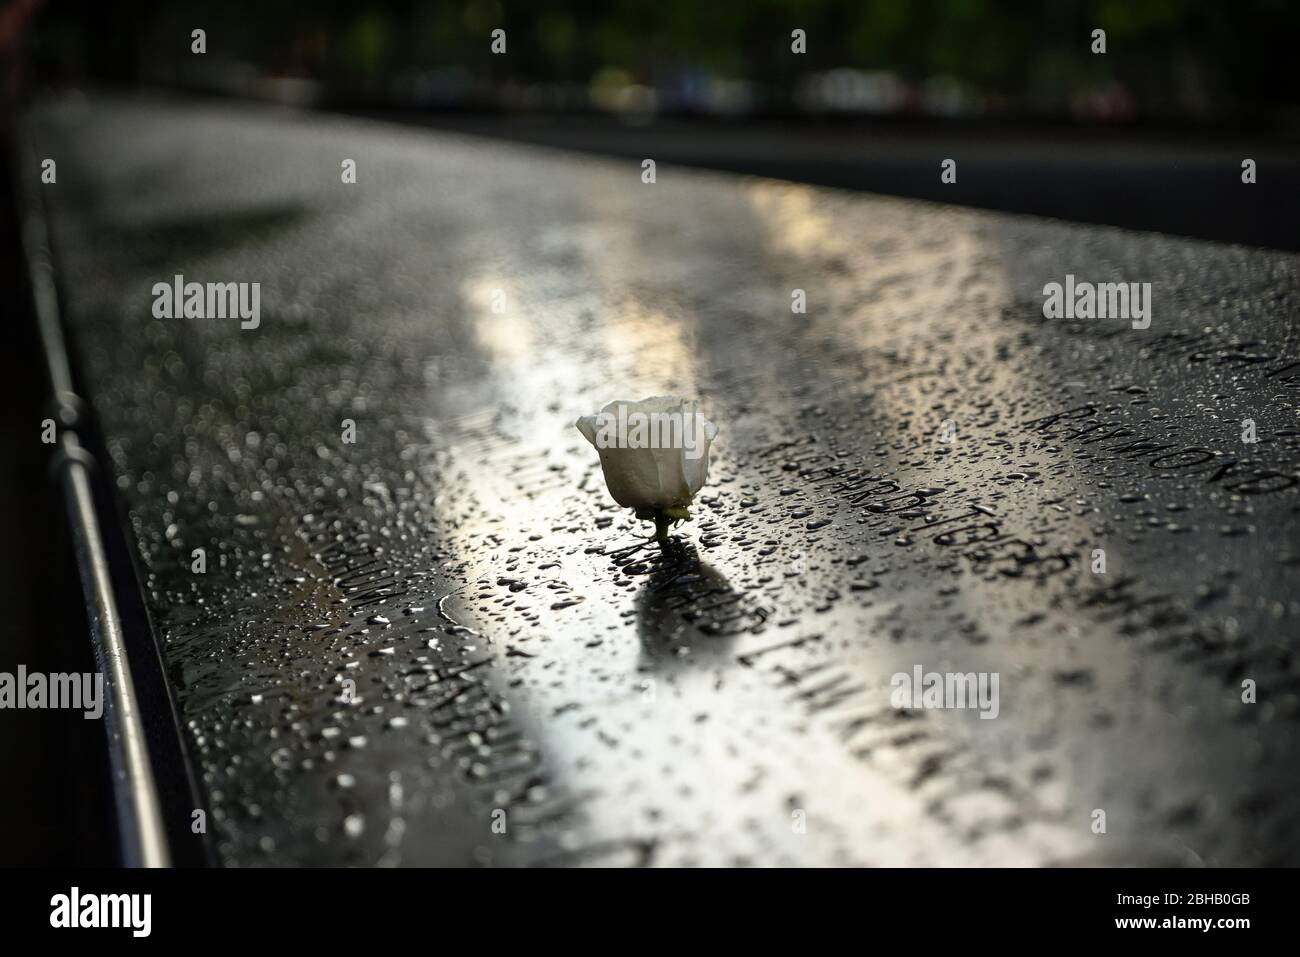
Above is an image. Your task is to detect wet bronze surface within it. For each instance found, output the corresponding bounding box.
[27,94,1300,865]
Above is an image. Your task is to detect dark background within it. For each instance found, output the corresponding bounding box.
[12,0,1300,249]
[25,0,1300,126]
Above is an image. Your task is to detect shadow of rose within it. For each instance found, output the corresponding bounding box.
[634,537,746,670]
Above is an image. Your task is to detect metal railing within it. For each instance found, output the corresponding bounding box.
[15,145,171,868]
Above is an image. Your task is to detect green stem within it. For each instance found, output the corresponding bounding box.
[636,505,689,544]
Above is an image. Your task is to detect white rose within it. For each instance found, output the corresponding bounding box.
[576,396,718,537]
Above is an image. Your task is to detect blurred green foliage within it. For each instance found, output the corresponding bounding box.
[24,0,1300,120]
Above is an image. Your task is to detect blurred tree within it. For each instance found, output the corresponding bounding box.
[17,0,1299,124]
